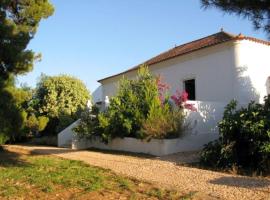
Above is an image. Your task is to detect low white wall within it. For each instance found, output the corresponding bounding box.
[185,101,226,135]
[57,101,230,155]
[72,132,219,156]
[70,101,226,155]
[58,120,80,147]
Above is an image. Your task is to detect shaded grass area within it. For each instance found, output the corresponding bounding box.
[0,150,196,200]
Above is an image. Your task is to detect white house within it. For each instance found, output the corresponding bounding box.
[98,31,270,104]
[59,31,270,155]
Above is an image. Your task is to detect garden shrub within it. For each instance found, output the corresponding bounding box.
[73,106,101,139]
[25,114,49,136]
[0,133,9,145]
[142,105,186,140]
[200,97,270,173]
[75,66,195,143]
[98,66,163,141]
[38,116,50,132]
[141,76,189,140]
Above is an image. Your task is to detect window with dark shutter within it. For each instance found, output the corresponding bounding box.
[184,79,196,100]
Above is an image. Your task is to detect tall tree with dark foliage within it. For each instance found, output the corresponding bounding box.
[201,0,270,39]
[0,0,54,142]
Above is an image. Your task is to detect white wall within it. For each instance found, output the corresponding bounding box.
[58,120,80,147]
[100,40,270,105]
[185,101,225,135]
[233,40,270,103]
[72,135,217,156]
[101,41,236,103]
[99,42,237,139]
[92,85,103,103]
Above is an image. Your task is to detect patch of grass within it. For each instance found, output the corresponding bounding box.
[0,155,105,198]
[0,156,104,195]
[146,188,187,200]
[147,188,165,198]
[0,185,24,197]
[116,177,134,190]
[180,191,197,200]
[0,150,202,199]
[26,157,104,191]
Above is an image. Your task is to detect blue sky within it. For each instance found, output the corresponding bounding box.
[19,0,267,93]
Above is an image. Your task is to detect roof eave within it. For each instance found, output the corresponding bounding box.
[98,34,270,83]
[98,38,234,83]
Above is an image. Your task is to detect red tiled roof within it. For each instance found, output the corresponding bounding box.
[98,31,270,82]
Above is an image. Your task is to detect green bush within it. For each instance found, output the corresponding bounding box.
[200,96,270,173]
[73,106,101,139]
[0,133,9,145]
[98,66,160,141]
[142,102,186,140]
[75,66,189,143]
[38,116,50,132]
[25,114,49,135]
[25,114,39,133]
[0,80,30,142]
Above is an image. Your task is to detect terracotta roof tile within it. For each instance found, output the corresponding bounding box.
[98,31,270,82]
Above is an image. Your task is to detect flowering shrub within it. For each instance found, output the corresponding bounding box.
[75,66,196,142]
[156,75,170,104]
[171,90,197,111]
[142,76,193,140]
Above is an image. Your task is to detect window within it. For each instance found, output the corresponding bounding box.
[184,79,196,100]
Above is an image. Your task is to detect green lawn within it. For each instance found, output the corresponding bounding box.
[0,150,196,200]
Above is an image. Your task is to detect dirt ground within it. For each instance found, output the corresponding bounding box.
[2,145,270,200]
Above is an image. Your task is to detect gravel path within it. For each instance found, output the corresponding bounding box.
[3,145,270,200]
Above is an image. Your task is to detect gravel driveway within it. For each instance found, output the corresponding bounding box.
[3,145,270,200]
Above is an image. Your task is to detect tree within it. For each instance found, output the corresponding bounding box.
[0,0,54,78]
[34,75,91,134]
[0,78,32,142]
[0,0,54,143]
[201,0,270,38]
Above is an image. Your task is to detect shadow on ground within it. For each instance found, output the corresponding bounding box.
[85,148,154,158]
[2,144,201,165]
[0,149,29,167]
[2,144,76,156]
[30,148,76,155]
[209,176,270,189]
[79,148,200,164]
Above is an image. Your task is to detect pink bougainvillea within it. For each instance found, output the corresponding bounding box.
[156,75,197,111]
[171,90,197,111]
[171,90,187,106]
[156,75,170,103]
